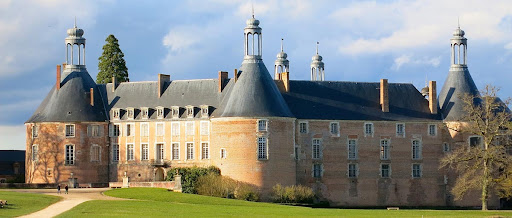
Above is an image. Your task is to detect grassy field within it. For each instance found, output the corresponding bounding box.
[0,191,60,218]
[57,188,512,217]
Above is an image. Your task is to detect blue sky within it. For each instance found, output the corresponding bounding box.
[2,0,512,150]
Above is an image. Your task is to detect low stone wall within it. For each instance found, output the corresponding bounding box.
[0,183,57,189]
[109,175,182,192]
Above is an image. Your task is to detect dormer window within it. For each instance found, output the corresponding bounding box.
[112,108,120,120]
[127,108,134,120]
[172,106,180,119]
[156,106,164,119]
[186,106,194,118]
[141,107,149,119]
[201,105,209,118]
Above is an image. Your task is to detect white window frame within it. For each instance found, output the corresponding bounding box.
[330,122,340,136]
[299,121,308,134]
[65,124,75,138]
[171,122,180,136]
[127,143,135,161]
[220,148,227,159]
[141,143,149,161]
[156,106,164,119]
[364,122,374,137]
[112,108,120,120]
[312,138,322,159]
[156,143,165,161]
[348,163,358,178]
[443,142,450,153]
[140,122,149,137]
[380,163,391,178]
[313,163,323,178]
[348,139,358,160]
[65,144,75,165]
[200,105,209,118]
[32,144,38,161]
[200,121,209,135]
[110,124,121,137]
[172,143,180,160]
[112,144,120,162]
[257,137,268,160]
[428,124,437,136]
[258,119,268,132]
[186,142,194,160]
[201,142,209,160]
[127,107,134,120]
[171,106,180,119]
[412,139,422,160]
[156,122,165,136]
[90,144,101,162]
[396,123,405,137]
[32,125,38,139]
[141,107,149,119]
[186,106,194,118]
[126,123,135,137]
[186,122,195,135]
[412,164,422,178]
[380,139,390,160]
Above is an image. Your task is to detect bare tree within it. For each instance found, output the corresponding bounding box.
[441,85,512,210]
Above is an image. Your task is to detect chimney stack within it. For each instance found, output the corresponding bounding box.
[56,65,61,90]
[158,74,170,98]
[234,69,239,83]
[429,81,437,114]
[380,79,389,112]
[112,76,118,92]
[281,72,290,92]
[218,71,228,92]
[90,88,94,106]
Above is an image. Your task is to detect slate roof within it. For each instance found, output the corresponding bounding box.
[26,70,108,123]
[438,66,479,121]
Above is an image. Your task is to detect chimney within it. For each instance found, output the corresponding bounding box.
[234,69,239,83]
[380,79,389,112]
[158,74,170,98]
[281,72,290,92]
[112,76,118,92]
[218,71,228,92]
[56,65,61,90]
[90,88,94,106]
[429,81,437,114]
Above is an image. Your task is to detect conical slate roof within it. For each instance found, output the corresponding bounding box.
[438,66,479,121]
[220,59,293,117]
[26,68,107,123]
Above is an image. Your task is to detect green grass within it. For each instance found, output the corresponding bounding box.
[58,188,512,217]
[0,191,61,218]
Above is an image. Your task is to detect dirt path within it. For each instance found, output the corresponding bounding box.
[5,188,126,218]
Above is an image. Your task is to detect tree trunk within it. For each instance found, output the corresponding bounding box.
[482,157,489,210]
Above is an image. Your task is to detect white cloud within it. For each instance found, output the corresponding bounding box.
[162,26,202,53]
[0,125,26,150]
[392,54,441,70]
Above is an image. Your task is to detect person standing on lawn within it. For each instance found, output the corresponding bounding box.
[65,185,68,194]
[57,185,61,194]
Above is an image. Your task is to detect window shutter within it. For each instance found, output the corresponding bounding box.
[90,146,93,162]
[87,125,92,137]
[99,125,104,137]
[109,124,113,137]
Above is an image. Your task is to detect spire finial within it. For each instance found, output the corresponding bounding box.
[457,16,460,28]
[251,3,254,18]
[316,41,319,55]
[281,38,284,52]
[74,16,77,28]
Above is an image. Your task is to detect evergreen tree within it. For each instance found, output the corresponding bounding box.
[96,34,129,84]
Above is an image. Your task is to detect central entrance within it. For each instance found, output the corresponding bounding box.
[155,167,165,181]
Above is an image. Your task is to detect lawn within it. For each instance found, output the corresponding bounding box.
[0,191,61,218]
[58,188,512,217]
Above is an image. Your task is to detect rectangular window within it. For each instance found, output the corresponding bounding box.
[364,123,373,136]
[312,139,322,159]
[32,126,38,138]
[412,140,421,160]
[156,143,165,161]
[348,139,357,160]
[156,123,164,136]
[201,143,209,159]
[187,143,194,160]
[186,122,195,135]
[380,139,390,160]
[141,107,149,119]
[111,124,120,137]
[88,125,101,137]
[126,123,134,136]
[172,143,180,160]
[258,120,268,131]
[469,136,482,147]
[258,137,268,160]
[443,143,450,152]
[348,163,357,178]
[200,121,209,135]
[313,164,322,178]
[412,164,422,178]
[127,144,134,161]
[220,148,227,159]
[141,123,149,137]
[172,122,180,136]
[396,123,405,137]
[381,164,390,178]
[65,144,74,165]
[32,145,38,161]
[91,145,100,162]
[112,109,120,119]
[65,124,75,137]
[172,107,179,118]
[299,122,308,134]
[428,124,437,136]
[112,144,119,162]
[187,106,194,118]
[330,122,339,135]
[142,144,149,160]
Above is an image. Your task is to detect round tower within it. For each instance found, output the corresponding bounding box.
[311,42,325,81]
[450,25,467,66]
[244,14,262,60]
[65,20,86,71]
[274,38,290,79]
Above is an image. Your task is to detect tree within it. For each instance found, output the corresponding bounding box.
[96,34,129,84]
[441,85,512,210]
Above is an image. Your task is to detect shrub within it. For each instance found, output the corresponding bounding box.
[166,166,221,194]
[272,184,315,204]
[234,182,259,201]
[196,174,259,201]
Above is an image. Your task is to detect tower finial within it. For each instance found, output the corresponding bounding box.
[281,38,284,52]
[316,41,319,54]
[251,3,254,18]
[457,16,460,28]
[74,16,77,28]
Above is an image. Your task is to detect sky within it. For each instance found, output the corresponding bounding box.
[1,0,512,150]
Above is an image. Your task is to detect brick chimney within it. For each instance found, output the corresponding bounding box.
[158,74,170,98]
[56,65,61,90]
[90,88,94,106]
[112,76,118,92]
[234,69,239,83]
[429,81,437,114]
[380,79,389,112]
[218,71,228,92]
[281,72,290,92]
